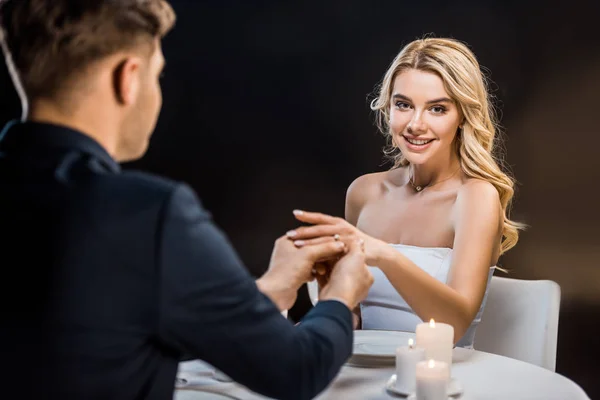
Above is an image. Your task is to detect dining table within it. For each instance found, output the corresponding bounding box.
[174,330,590,400]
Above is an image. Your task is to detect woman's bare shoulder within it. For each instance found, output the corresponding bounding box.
[346,170,396,202]
[453,178,502,231]
[345,171,392,223]
[457,178,500,204]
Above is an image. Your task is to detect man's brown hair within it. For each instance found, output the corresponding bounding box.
[0,0,176,99]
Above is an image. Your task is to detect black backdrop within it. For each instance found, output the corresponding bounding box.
[2,0,599,397]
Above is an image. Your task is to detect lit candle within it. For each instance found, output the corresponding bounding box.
[395,338,425,393]
[415,319,454,365]
[415,359,450,400]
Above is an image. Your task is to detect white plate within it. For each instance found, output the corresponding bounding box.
[352,330,415,359]
[385,374,464,398]
[346,355,396,367]
[347,330,416,367]
[353,330,416,357]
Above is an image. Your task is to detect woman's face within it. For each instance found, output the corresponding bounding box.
[389,68,463,166]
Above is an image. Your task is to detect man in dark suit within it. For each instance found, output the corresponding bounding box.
[0,1,374,399]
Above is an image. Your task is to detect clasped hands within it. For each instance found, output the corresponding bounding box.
[258,209,378,313]
[288,208,386,261]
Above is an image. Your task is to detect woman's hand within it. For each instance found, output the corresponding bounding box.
[287,209,387,266]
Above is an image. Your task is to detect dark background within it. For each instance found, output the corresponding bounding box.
[2,0,599,397]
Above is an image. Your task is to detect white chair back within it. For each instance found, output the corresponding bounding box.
[474,276,561,371]
[310,275,561,371]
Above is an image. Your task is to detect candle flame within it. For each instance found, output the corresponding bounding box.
[408,338,414,348]
[428,359,435,368]
[429,318,435,327]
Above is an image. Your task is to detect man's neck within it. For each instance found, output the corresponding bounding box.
[28,100,119,158]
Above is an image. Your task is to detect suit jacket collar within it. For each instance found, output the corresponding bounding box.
[0,119,121,173]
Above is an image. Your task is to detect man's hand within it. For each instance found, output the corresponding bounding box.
[256,235,345,311]
[319,238,374,311]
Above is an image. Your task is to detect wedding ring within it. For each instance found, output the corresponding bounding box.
[333,234,340,241]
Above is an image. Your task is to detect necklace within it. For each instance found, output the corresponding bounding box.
[408,167,461,192]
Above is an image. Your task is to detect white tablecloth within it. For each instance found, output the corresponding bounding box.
[175,348,589,400]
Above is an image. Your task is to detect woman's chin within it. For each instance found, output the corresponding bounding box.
[402,152,431,166]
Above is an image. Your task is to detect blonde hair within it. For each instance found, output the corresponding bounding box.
[370,37,525,254]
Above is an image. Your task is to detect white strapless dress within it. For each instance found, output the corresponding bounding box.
[360,244,494,348]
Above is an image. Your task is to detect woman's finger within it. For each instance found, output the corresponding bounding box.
[292,236,336,247]
[287,225,342,240]
[292,210,339,225]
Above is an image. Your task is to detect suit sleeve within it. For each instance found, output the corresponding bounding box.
[156,184,353,400]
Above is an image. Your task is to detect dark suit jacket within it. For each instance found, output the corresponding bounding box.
[0,121,353,400]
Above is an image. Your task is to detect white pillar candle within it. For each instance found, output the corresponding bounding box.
[415,319,454,365]
[415,359,450,400]
[395,338,425,393]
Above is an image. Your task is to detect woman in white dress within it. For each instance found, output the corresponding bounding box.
[287,37,525,347]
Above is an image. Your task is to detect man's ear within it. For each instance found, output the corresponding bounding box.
[113,57,142,105]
